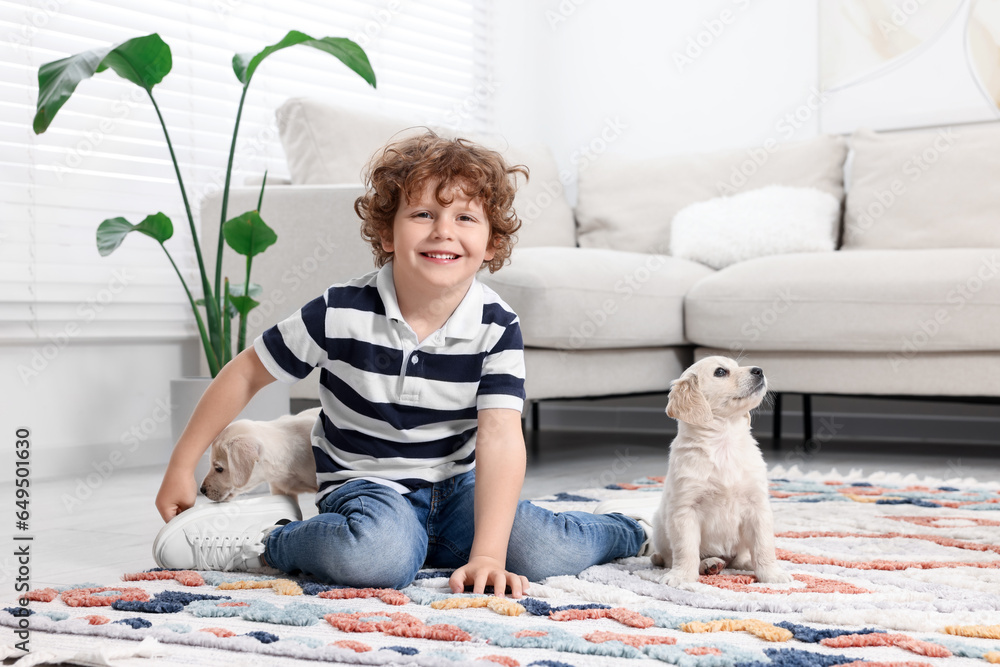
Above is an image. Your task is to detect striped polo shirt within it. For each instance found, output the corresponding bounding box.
[253,261,526,501]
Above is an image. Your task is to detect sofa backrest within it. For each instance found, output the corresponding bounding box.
[574,134,848,254]
[200,184,374,396]
[842,124,1000,250]
[276,97,577,249]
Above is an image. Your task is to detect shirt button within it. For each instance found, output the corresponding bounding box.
[411,355,419,364]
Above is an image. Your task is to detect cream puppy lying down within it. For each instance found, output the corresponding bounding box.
[199,407,320,502]
[651,356,792,587]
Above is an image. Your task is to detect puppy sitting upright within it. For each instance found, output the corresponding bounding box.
[200,407,320,502]
[651,356,791,588]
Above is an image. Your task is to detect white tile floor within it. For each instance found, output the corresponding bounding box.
[2,429,998,592]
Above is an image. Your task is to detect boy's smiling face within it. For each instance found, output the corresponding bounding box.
[382,179,495,296]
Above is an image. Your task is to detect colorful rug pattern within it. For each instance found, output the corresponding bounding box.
[3,466,1000,666]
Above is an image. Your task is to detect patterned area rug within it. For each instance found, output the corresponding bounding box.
[3,466,1000,667]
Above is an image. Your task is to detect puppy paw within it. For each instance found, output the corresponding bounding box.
[699,557,727,576]
[755,568,793,584]
[729,557,753,571]
[658,569,698,588]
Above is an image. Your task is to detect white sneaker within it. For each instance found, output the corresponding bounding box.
[152,495,301,572]
[593,496,659,557]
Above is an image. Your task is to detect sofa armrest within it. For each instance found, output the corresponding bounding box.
[200,184,374,383]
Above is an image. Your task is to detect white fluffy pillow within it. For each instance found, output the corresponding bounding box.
[669,185,840,270]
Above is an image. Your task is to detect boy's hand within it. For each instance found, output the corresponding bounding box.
[153,348,277,523]
[155,468,197,522]
[448,555,530,598]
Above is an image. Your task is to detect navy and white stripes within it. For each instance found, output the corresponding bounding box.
[253,262,526,500]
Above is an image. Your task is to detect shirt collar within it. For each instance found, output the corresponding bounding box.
[376,261,483,341]
[376,262,404,322]
[444,275,484,341]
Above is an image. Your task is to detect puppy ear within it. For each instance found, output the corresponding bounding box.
[666,375,714,426]
[226,438,261,489]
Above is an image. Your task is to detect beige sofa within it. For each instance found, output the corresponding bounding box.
[203,99,1000,444]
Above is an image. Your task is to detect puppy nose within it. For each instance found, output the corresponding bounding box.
[199,485,207,495]
[750,367,763,376]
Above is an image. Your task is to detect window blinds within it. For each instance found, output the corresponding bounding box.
[0,0,493,343]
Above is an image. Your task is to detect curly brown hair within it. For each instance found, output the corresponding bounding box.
[354,131,528,273]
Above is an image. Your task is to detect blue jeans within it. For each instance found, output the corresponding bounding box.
[263,470,644,588]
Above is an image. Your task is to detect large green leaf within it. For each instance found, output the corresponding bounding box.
[232,31,375,88]
[223,211,277,257]
[34,34,171,134]
[229,295,261,317]
[96,34,171,90]
[203,283,261,319]
[96,212,173,256]
[228,282,263,318]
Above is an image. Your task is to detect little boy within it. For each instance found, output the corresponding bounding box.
[153,132,647,597]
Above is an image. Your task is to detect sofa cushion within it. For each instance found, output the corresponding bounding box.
[684,249,1000,353]
[670,185,840,269]
[524,347,691,400]
[276,98,576,248]
[693,348,1000,397]
[575,134,847,254]
[479,247,715,349]
[842,125,1000,249]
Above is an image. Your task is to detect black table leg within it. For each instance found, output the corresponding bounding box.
[527,400,540,461]
[772,392,782,450]
[802,393,813,449]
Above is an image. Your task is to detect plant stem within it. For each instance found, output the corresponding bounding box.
[161,244,220,376]
[216,84,250,315]
[238,255,252,353]
[148,90,224,372]
[240,171,266,354]
[257,170,268,211]
[223,277,233,366]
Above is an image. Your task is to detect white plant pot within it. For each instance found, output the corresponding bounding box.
[170,378,290,492]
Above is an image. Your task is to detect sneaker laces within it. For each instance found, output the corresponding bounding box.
[189,528,267,571]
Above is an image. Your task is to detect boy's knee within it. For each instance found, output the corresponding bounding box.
[306,514,426,588]
[506,542,590,582]
[505,504,641,581]
[505,513,588,581]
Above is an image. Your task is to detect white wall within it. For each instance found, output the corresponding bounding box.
[1,340,197,484]
[493,0,822,202]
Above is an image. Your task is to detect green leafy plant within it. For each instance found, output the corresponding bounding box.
[33,31,376,376]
